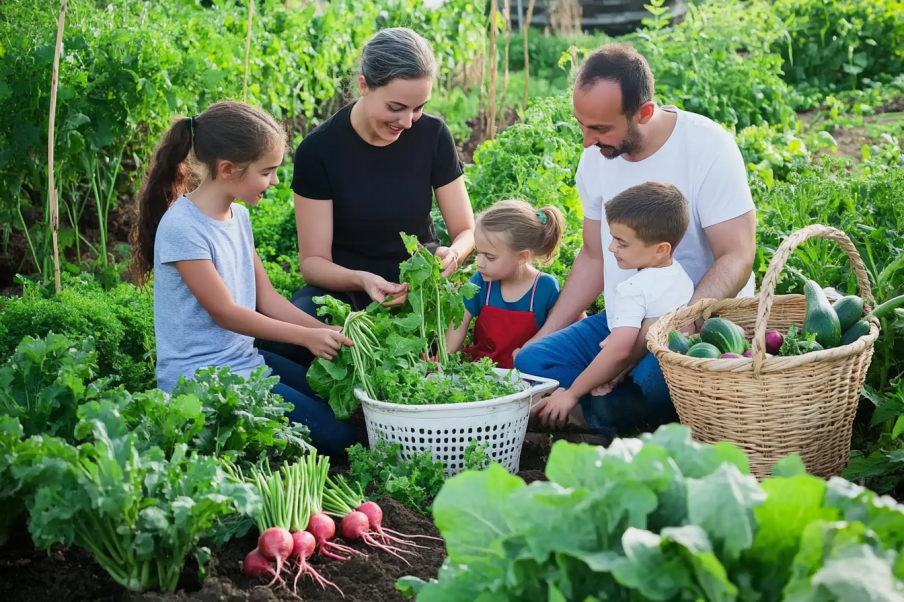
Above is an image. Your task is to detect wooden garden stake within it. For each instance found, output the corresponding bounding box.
[243,0,254,103]
[487,0,498,140]
[501,0,511,127]
[523,0,536,112]
[48,0,68,294]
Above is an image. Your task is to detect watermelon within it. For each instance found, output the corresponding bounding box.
[700,317,747,355]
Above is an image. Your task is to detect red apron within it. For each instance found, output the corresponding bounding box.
[462,274,541,370]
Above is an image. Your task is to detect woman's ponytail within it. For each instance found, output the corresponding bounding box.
[130,117,193,286]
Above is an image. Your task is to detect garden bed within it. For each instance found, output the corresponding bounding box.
[0,439,551,602]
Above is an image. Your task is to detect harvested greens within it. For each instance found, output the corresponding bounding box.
[306,233,524,419]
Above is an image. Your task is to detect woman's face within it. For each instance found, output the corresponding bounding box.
[358,75,432,144]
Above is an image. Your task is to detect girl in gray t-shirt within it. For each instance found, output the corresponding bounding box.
[130,100,357,456]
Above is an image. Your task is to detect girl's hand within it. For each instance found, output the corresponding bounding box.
[360,272,409,308]
[436,246,459,278]
[299,328,354,361]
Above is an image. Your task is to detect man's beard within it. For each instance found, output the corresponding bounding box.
[596,121,643,159]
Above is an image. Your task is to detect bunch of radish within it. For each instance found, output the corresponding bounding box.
[237,451,349,596]
[321,474,441,564]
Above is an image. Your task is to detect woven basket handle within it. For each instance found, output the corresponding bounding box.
[751,225,874,375]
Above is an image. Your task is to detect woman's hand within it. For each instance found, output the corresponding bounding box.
[299,328,354,361]
[436,246,460,278]
[360,272,409,308]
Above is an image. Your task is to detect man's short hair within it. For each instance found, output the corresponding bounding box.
[605,181,689,250]
[575,42,654,117]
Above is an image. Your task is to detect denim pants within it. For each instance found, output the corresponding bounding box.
[255,284,372,367]
[513,311,677,439]
[259,349,358,457]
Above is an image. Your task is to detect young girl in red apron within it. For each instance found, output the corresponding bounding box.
[446,200,565,369]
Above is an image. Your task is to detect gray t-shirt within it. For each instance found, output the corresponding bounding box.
[153,196,266,392]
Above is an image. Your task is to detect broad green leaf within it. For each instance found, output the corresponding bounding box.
[871,393,904,427]
[506,482,596,561]
[610,526,737,601]
[385,332,428,358]
[772,453,808,478]
[893,415,904,440]
[431,463,525,566]
[641,423,750,478]
[686,464,765,564]
[783,521,904,602]
[824,477,904,551]
[738,475,837,600]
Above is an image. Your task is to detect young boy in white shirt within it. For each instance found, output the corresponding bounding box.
[534,181,693,428]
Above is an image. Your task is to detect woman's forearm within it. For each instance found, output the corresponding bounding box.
[449,227,475,264]
[299,255,367,291]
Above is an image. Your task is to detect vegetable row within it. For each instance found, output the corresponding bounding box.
[0,331,438,594]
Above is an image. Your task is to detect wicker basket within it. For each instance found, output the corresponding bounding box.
[646,225,880,479]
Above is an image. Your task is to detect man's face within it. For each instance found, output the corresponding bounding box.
[572,80,645,159]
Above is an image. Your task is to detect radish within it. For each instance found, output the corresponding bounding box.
[257,527,293,587]
[340,511,412,563]
[244,548,283,587]
[290,530,343,597]
[765,330,784,355]
[306,512,363,561]
[357,500,441,545]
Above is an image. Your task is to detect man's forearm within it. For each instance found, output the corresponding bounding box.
[689,252,753,304]
[536,248,604,338]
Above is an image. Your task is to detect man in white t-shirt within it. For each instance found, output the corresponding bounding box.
[514,42,756,440]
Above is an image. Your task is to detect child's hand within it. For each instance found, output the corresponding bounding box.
[300,328,354,361]
[534,389,580,429]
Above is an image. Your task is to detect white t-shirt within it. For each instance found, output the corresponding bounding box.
[608,261,695,329]
[577,106,756,331]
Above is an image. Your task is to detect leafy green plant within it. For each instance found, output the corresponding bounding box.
[129,366,312,464]
[347,440,447,515]
[398,424,904,601]
[306,232,522,418]
[0,274,156,391]
[771,0,904,91]
[844,379,904,494]
[0,332,114,439]
[11,402,260,592]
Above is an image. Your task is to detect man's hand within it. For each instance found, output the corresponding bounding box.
[534,389,580,429]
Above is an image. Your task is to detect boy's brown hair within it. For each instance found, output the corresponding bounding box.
[605,181,689,251]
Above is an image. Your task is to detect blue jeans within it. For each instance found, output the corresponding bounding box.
[513,311,677,439]
[259,350,358,457]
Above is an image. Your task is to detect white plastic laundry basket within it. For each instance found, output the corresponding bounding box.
[354,368,559,477]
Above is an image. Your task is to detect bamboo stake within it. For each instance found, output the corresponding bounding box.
[486,0,498,140]
[500,0,511,128]
[243,0,254,103]
[523,0,536,112]
[48,0,68,294]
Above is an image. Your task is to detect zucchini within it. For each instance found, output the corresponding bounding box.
[840,319,870,346]
[700,317,747,355]
[866,293,904,321]
[797,340,824,353]
[668,330,692,354]
[803,280,841,348]
[831,295,864,331]
[686,342,722,358]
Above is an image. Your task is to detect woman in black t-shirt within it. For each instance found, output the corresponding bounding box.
[259,27,476,366]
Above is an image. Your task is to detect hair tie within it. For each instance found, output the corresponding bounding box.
[536,210,547,225]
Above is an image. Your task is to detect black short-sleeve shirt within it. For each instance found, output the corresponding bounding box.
[291,101,464,284]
